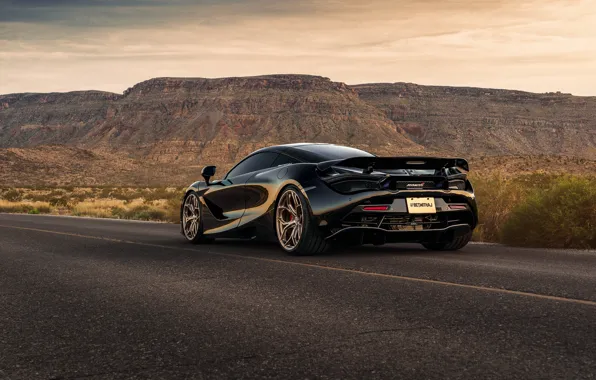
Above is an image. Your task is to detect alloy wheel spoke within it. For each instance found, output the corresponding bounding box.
[280,221,295,235]
[276,190,304,250]
[183,194,200,240]
[287,203,297,217]
[278,205,297,218]
[283,227,294,245]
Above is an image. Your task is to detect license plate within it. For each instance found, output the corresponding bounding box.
[406,197,436,214]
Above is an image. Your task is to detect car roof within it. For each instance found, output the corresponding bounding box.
[252,143,374,162]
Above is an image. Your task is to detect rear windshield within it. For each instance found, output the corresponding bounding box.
[295,145,375,161]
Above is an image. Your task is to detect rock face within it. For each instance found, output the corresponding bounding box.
[0,146,198,187]
[0,91,119,148]
[2,75,596,186]
[0,75,422,169]
[353,83,596,159]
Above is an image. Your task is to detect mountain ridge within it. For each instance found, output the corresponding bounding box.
[1,74,595,186]
[5,74,591,99]
[0,74,422,162]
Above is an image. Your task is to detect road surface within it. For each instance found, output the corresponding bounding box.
[1,214,595,379]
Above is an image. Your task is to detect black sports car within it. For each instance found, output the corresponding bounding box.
[180,143,478,255]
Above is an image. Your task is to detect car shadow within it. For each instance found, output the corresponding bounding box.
[190,238,436,259]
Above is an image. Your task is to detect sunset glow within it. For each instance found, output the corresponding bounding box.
[1,0,595,94]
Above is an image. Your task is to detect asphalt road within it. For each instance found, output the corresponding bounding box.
[1,214,595,380]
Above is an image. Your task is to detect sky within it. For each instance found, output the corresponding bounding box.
[1,0,595,95]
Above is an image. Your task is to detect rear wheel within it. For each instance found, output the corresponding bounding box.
[422,230,472,251]
[275,186,328,256]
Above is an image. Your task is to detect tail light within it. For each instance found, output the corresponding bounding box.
[362,206,389,211]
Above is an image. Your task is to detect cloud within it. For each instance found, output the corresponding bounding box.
[0,0,595,95]
[0,0,320,27]
[0,0,199,28]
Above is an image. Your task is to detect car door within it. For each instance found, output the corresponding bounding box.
[201,152,278,233]
[240,153,300,229]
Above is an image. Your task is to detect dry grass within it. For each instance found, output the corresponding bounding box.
[72,198,180,222]
[0,187,184,223]
[0,200,52,214]
[1,176,595,249]
[72,199,130,219]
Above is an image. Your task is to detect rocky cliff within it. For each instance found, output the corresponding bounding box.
[2,75,595,186]
[353,83,596,159]
[0,75,422,168]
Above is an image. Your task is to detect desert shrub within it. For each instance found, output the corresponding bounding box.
[70,198,170,221]
[110,206,127,219]
[165,198,181,223]
[99,187,114,198]
[72,199,124,218]
[35,204,52,213]
[48,189,66,197]
[501,176,596,249]
[0,200,30,213]
[26,193,53,202]
[112,190,140,202]
[470,173,596,247]
[2,189,23,202]
[126,204,167,221]
[143,187,178,202]
[132,209,167,221]
[0,200,52,214]
[49,196,69,207]
[69,193,89,203]
[470,173,528,242]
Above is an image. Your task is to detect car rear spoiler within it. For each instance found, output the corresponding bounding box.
[317,156,469,173]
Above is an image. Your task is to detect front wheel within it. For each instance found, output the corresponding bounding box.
[181,191,211,244]
[422,230,472,251]
[275,186,328,256]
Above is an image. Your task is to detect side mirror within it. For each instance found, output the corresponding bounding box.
[202,165,216,185]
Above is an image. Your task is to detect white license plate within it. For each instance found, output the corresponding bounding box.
[406,197,436,214]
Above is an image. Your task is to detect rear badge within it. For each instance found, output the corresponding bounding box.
[406,183,425,188]
[406,197,436,214]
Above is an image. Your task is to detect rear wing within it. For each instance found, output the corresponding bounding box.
[317,156,469,173]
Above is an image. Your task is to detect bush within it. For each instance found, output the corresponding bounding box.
[165,198,181,223]
[35,204,52,214]
[0,200,52,214]
[3,189,22,202]
[99,187,114,198]
[501,176,596,249]
[126,204,167,221]
[71,199,123,218]
[49,196,69,207]
[48,189,66,197]
[470,173,527,242]
[132,209,167,221]
[111,206,127,219]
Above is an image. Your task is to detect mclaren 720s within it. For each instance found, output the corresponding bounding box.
[180,143,478,256]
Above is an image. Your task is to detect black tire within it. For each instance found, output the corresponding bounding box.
[422,230,472,251]
[275,185,329,256]
[180,191,212,244]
